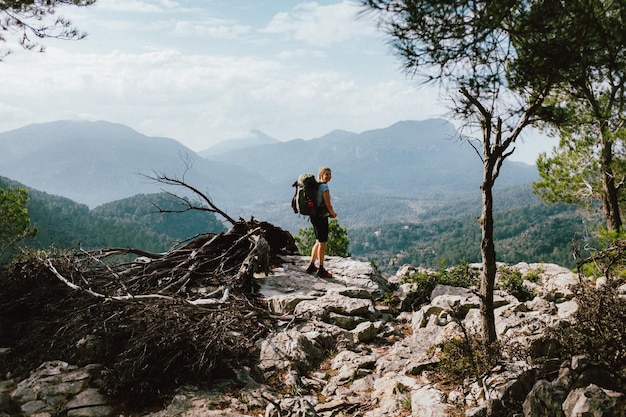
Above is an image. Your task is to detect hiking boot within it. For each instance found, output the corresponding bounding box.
[306,263,318,274]
[317,266,332,278]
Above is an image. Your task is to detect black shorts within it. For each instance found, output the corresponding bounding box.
[310,216,329,242]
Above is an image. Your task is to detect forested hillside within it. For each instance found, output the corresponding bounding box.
[92,194,227,242]
[3,175,598,273]
[1,177,226,255]
[349,187,599,272]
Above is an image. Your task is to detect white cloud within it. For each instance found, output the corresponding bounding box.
[263,1,375,46]
[276,48,326,60]
[172,19,251,39]
[0,18,446,150]
[0,1,545,164]
[92,0,178,13]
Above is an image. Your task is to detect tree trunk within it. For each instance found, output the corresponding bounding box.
[478,161,498,345]
[600,135,622,232]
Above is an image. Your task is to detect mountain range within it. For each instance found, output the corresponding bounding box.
[0,119,540,233]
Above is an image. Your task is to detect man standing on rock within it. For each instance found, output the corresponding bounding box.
[306,166,337,278]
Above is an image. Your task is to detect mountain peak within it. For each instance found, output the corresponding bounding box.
[199,129,280,157]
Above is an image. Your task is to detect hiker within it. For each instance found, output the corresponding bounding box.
[307,166,337,278]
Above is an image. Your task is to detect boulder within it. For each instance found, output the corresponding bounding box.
[562,384,625,417]
[258,330,324,375]
[523,379,567,417]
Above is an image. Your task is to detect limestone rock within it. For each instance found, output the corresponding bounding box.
[562,384,625,417]
[351,321,379,342]
[265,396,319,417]
[8,361,109,417]
[330,350,377,386]
[523,379,567,417]
[411,385,452,417]
[3,257,624,417]
[258,330,324,375]
[66,388,113,417]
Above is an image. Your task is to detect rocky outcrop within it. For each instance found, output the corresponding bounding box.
[0,361,111,417]
[1,257,624,417]
[523,355,626,417]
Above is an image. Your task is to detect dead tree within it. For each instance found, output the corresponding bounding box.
[1,193,297,403]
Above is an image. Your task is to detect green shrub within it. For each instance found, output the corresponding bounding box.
[435,336,500,384]
[401,261,479,307]
[295,219,350,257]
[551,282,626,383]
[524,267,544,284]
[436,337,475,382]
[0,186,37,262]
[497,266,536,301]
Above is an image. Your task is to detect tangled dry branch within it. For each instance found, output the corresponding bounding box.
[0,219,297,406]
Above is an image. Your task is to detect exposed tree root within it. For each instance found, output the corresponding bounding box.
[0,219,297,407]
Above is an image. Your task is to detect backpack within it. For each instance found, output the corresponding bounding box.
[291,173,320,216]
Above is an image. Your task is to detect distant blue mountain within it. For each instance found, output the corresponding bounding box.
[0,120,269,209]
[0,119,539,231]
[203,118,539,197]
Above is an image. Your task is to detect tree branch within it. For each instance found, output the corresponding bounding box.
[146,173,237,225]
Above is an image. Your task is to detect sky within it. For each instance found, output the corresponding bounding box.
[0,0,555,163]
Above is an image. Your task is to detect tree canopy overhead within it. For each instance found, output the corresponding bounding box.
[529,0,626,233]
[0,0,95,59]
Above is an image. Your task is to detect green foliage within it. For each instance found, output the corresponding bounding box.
[435,336,500,385]
[92,193,226,241]
[550,282,626,382]
[363,0,523,99]
[596,227,626,248]
[528,0,626,233]
[398,393,412,410]
[24,192,171,252]
[295,226,315,255]
[533,136,600,209]
[350,201,597,274]
[575,233,626,281]
[524,267,544,284]
[437,338,473,381]
[497,266,536,302]
[295,219,351,257]
[0,186,37,260]
[437,338,477,383]
[0,177,227,254]
[401,261,479,308]
[533,122,626,233]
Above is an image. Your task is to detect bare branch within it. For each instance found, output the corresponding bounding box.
[145,172,237,225]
